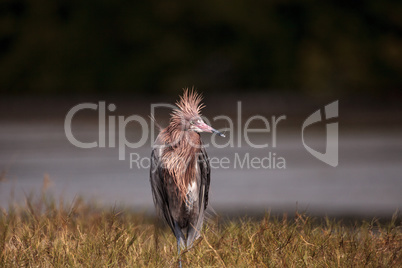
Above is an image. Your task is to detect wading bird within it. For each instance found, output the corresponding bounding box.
[150,89,224,266]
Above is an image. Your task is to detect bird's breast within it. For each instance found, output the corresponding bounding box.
[187,180,197,194]
[185,180,198,210]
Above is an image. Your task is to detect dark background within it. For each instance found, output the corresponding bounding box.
[1,0,401,98]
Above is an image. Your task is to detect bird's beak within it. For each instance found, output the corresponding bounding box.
[197,122,225,137]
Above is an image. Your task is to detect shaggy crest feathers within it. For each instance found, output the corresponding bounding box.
[173,89,205,119]
[158,88,205,202]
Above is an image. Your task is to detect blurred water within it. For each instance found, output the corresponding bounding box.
[0,121,401,218]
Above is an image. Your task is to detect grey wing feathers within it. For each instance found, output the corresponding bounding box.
[199,146,211,210]
[150,143,211,247]
[186,146,211,246]
[150,148,175,233]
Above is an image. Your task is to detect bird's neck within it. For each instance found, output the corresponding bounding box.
[160,128,201,201]
[162,126,201,153]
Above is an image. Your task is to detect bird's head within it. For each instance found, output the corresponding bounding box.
[171,89,225,137]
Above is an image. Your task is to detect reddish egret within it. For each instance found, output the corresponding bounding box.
[150,89,224,266]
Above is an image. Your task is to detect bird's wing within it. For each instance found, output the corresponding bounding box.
[150,147,175,234]
[199,145,211,210]
[186,144,211,247]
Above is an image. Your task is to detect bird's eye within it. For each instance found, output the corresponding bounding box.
[190,120,194,125]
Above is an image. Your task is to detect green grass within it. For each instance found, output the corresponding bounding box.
[0,195,401,267]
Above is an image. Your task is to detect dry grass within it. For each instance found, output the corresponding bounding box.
[0,194,401,267]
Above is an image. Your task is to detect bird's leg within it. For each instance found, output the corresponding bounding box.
[177,238,182,268]
[174,222,185,268]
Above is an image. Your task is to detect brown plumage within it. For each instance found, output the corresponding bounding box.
[158,90,205,202]
[150,88,224,265]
